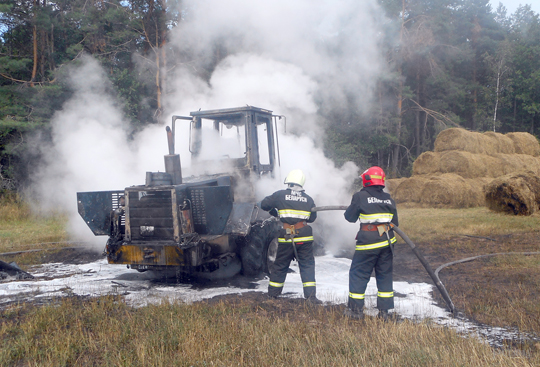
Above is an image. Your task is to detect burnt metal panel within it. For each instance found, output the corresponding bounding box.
[189,186,233,235]
[223,203,255,236]
[129,207,173,218]
[109,244,186,266]
[126,189,175,241]
[77,191,124,236]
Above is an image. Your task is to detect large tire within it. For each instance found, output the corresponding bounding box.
[263,236,279,275]
[240,219,280,277]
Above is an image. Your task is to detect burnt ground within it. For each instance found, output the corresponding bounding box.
[2,233,540,336]
[37,246,105,265]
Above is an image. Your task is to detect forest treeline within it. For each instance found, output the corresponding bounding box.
[0,0,539,193]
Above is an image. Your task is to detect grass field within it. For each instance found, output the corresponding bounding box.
[0,195,68,253]
[2,296,537,367]
[1,197,540,366]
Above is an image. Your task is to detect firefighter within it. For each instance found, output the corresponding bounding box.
[344,166,398,320]
[260,169,321,304]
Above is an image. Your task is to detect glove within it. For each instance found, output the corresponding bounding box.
[269,208,278,217]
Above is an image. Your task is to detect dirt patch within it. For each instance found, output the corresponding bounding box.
[36,246,104,265]
[0,245,104,266]
[201,291,346,321]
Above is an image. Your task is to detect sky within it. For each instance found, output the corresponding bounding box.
[490,0,540,14]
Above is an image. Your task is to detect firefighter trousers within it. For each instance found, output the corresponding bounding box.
[348,245,394,311]
[268,241,316,299]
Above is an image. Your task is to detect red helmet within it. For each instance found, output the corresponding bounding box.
[361,166,386,187]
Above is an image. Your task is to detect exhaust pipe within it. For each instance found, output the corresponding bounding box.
[165,126,182,185]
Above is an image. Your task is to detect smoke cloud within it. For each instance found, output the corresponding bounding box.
[167,0,385,252]
[30,0,386,253]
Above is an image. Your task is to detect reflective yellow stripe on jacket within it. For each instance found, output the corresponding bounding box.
[278,209,311,220]
[358,212,394,223]
[355,237,397,251]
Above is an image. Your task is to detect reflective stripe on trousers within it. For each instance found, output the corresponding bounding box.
[278,236,314,243]
[349,292,365,300]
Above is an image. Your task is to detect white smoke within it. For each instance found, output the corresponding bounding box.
[30,0,386,253]
[29,56,167,246]
[165,0,385,252]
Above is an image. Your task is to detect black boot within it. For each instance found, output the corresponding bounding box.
[306,296,323,305]
[377,310,396,322]
[344,308,364,320]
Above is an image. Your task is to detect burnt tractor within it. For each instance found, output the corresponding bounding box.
[77,106,283,278]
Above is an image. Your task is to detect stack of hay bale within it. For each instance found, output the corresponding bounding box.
[388,128,540,212]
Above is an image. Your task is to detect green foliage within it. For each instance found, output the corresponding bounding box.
[1,0,540,188]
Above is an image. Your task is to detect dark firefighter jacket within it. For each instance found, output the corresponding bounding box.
[344,186,399,250]
[260,188,317,244]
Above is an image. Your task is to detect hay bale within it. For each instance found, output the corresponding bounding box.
[412,151,440,175]
[393,176,428,203]
[485,170,540,215]
[476,177,493,190]
[434,128,487,154]
[385,178,406,196]
[483,132,515,155]
[419,173,485,208]
[438,151,504,178]
[495,154,540,176]
[392,174,492,208]
[437,151,540,178]
[434,128,537,156]
[506,132,540,156]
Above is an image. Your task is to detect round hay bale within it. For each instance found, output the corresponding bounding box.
[438,151,504,178]
[434,128,484,153]
[495,154,540,176]
[434,128,487,154]
[476,177,493,190]
[385,178,406,196]
[506,132,540,156]
[419,173,485,208]
[393,176,428,203]
[412,151,440,175]
[483,132,515,155]
[485,170,540,215]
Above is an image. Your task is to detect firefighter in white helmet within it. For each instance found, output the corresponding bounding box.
[260,169,321,304]
[344,166,399,320]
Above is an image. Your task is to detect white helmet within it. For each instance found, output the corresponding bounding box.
[284,169,306,187]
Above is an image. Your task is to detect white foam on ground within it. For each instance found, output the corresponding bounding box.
[1,254,537,347]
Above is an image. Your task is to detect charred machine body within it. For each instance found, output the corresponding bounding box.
[77,106,282,278]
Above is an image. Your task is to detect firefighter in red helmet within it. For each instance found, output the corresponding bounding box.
[343,166,399,320]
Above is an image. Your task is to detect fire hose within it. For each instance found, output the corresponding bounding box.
[311,206,457,315]
[284,229,300,262]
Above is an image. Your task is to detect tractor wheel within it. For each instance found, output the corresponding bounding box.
[262,235,279,275]
[241,220,280,277]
